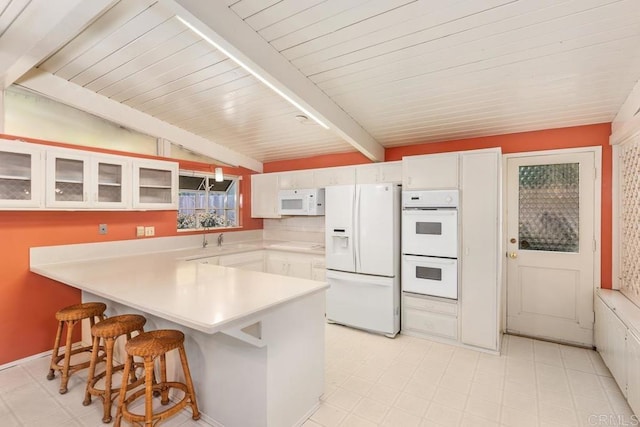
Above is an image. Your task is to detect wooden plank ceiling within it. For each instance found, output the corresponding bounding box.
[5,0,640,166]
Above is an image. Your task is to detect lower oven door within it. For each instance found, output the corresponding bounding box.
[401,255,458,299]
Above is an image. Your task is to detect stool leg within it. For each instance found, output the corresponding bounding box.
[83,333,101,406]
[47,320,63,381]
[114,354,132,427]
[159,354,169,405]
[178,346,200,420]
[143,357,155,427]
[126,332,137,384]
[102,337,115,423]
[59,319,77,394]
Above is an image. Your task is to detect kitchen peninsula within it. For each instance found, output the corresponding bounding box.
[30,236,328,427]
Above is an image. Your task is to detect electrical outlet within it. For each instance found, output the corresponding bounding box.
[144,226,155,237]
[136,226,145,237]
[99,224,108,235]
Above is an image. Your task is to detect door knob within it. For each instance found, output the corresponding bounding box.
[508,252,518,259]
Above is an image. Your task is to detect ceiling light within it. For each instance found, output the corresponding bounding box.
[176,16,329,130]
[214,167,224,182]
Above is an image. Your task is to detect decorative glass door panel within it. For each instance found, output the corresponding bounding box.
[97,162,123,203]
[54,158,85,202]
[0,141,43,208]
[0,151,32,201]
[518,163,579,252]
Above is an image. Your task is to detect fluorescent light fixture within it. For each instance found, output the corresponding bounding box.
[176,15,329,130]
[214,167,224,182]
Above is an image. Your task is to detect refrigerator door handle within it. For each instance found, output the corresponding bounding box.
[354,185,361,272]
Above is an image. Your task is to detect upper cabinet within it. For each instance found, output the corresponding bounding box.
[356,161,402,184]
[251,173,281,218]
[0,139,177,211]
[46,149,131,209]
[403,152,459,189]
[278,170,314,189]
[313,165,355,187]
[132,159,178,210]
[0,139,43,208]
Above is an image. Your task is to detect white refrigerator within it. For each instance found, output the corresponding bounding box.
[325,183,401,337]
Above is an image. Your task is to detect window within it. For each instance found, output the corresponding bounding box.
[177,172,238,230]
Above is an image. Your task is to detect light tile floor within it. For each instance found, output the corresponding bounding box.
[0,324,635,426]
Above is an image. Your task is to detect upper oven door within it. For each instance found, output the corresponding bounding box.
[402,209,458,258]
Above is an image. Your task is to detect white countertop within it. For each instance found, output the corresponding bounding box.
[31,239,328,334]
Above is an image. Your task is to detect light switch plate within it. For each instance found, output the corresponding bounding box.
[136,226,145,237]
[144,226,155,237]
[99,224,107,235]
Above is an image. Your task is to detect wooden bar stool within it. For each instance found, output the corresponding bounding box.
[114,329,200,427]
[83,314,147,423]
[47,302,107,394]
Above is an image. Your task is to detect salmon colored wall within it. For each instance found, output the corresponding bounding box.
[264,123,613,289]
[263,151,371,172]
[0,134,261,365]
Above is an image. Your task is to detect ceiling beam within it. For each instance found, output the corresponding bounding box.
[164,0,385,163]
[610,78,640,145]
[0,0,117,89]
[17,69,264,171]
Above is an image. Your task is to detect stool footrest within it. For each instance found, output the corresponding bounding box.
[120,382,200,423]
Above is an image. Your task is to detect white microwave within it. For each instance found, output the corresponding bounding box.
[278,188,325,216]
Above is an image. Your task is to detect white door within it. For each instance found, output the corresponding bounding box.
[506,151,597,346]
[357,184,396,276]
[326,270,397,335]
[325,185,355,272]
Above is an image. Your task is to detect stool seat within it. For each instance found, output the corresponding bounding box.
[84,314,146,423]
[91,314,147,338]
[125,329,184,357]
[47,302,107,394]
[55,302,107,322]
[115,329,200,427]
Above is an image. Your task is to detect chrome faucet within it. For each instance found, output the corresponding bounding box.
[217,233,224,247]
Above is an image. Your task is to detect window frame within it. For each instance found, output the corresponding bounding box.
[177,170,240,231]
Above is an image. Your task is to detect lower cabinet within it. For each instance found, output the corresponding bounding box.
[628,331,640,414]
[219,251,265,272]
[402,294,458,340]
[595,290,640,415]
[265,251,313,279]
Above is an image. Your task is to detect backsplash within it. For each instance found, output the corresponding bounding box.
[621,134,640,306]
[263,216,325,245]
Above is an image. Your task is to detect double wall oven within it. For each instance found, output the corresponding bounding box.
[401,190,459,299]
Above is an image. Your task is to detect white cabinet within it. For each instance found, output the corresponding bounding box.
[0,139,43,208]
[278,170,314,189]
[459,149,500,351]
[191,256,219,265]
[313,166,355,187]
[265,251,313,279]
[251,173,281,218]
[45,149,131,209]
[402,152,459,189]
[627,331,640,413]
[402,294,458,340]
[132,159,178,210]
[219,251,264,272]
[594,290,640,413]
[311,257,326,282]
[597,296,628,394]
[356,161,402,184]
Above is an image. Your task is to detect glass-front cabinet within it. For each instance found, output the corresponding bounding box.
[132,159,178,209]
[0,139,43,208]
[45,148,130,209]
